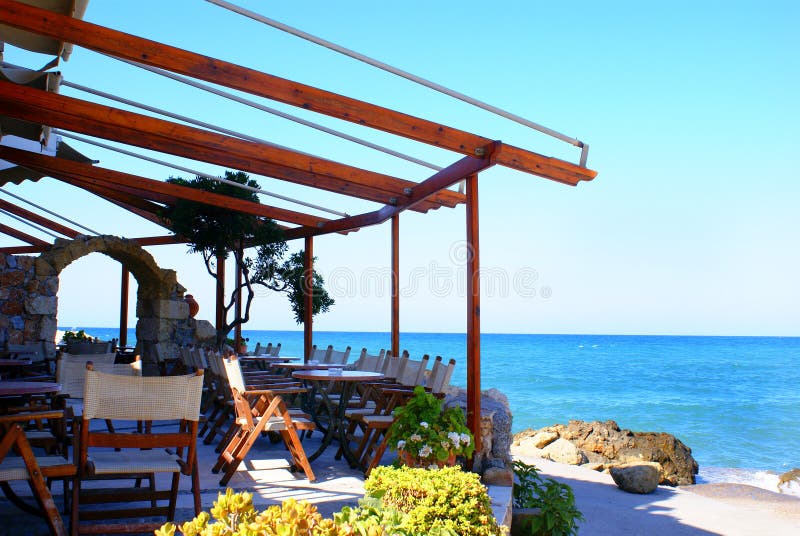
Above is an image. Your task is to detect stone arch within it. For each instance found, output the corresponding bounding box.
[33,235,188,374]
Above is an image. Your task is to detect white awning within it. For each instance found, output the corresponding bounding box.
[0,0,89,62]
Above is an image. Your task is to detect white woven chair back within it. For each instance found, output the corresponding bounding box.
[428,357,456,394]
[269,343,281,356]
[56,352,119,398]
[399,355,430,386]
[382,351,409,379]
[190,347,209,370]
[325,346,351,365]
[355,348,385,372]
[221,356,246,393]
[82,370,203,422]
[310,344,330,362]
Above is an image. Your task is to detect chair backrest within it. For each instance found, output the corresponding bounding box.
[325,346,351,364]
[381,350,409,379]
[398,354,430,386]
[56,352,119,398]
[269,342,281,356]
[252,342,262,356]
[355,348,385,372]
[82,370,204,422]
[428,356,456,394]
[309,344,329,362]
[221,355,247,394]
[179,346,194,368]
[190,347,209,370]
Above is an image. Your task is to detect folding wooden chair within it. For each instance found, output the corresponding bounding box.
[353,348,386,372]
[0,410,76,536]
[72,370,204,534]
[213,355,315,485]
[324,346,351,365]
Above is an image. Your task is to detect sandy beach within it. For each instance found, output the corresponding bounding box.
[513,453,800,535]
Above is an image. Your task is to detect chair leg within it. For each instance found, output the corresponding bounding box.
[280,428,315,482]
[191,457,201,515]
[168,472,180,521]
[365,433,391,477]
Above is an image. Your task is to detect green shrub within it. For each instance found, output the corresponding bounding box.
[512,461,583,536]
[365,465,506,536]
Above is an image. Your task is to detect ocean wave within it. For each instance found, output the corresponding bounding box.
[699,466,800,497]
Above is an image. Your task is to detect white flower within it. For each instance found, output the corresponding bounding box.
[420,421,429,429]
[460,433,471,445]
[419,444,433,457]
[427,464,439,470]
[441,441,451,450]
[396,440,406,450]
[410,434,422,442]
[448,431,461,444]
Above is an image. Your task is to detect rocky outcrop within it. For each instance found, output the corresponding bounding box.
[513,420,698,485]
[610,463,661,494]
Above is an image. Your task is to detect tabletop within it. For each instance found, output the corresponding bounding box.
[239,355,300,362]
[292,370,384,382]
[0,359,32,367]
[0,381,62,396]
[277,362,345,371]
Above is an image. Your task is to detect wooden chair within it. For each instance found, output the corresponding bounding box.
[72,370,204,534]
[212,355,315,485]
[397,355,430,387]
[0,410,76,536]
[308,344,330,362]
[427,356,456,395]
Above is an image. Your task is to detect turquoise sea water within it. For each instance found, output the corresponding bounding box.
[65,328,800,486]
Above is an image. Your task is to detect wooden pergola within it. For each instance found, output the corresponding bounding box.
[0,0,597,450]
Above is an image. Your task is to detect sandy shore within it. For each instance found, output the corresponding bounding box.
[512,453,800,535]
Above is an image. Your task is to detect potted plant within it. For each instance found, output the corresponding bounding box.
[62,330,112,354]
[388,385,474,468]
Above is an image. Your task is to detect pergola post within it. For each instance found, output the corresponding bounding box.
[466,174,481,456]
[303,236,314,362]
[215,252,225,338]
[119,266,129,347]
[391,215,400,356]
[234,245,243,351]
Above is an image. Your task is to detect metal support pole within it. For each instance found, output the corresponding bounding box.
[391,215,400,356]
[466,174,482,458]
[303,237,314,362]
[119,266,129,347]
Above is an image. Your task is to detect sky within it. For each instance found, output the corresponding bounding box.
[1,0,798,336]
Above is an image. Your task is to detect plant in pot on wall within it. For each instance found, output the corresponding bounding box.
[388,385,474,468]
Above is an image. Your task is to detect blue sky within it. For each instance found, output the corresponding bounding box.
[2,0,798,336]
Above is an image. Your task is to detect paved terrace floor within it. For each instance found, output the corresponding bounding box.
[0,419,512,536]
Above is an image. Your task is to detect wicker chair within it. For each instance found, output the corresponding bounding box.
[71,370,204,534]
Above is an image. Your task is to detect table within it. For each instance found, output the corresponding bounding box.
[0,381,61,397]
[292,370,384,468]
[0,360,32,380]
[238,355,299,371]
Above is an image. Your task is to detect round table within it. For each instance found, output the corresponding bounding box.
[291,370,384,468]
[275,362,345,371]
[238,355,299,371]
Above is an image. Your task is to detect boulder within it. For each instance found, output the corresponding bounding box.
[529,430,558,449]
[513,420,698,485]
[610,463,661,494]
[482,467,513,487]
[541,438,587,465]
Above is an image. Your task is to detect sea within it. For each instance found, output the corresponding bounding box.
[62,328,800,495]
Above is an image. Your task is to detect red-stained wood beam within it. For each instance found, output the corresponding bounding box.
[0,80,458,211]
[119,267,129,347]
[303,236,313,363]
[391,215,400,357]
[0,199,80,238]
[307,145,498,236]
[0,245,43,254]
[0,0,597,186]
[0,145,330,228]
[465,174,481,458]
[216,253,225,338]
[0,223,49,247]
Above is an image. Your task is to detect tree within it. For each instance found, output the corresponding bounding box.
[162,171,334,347]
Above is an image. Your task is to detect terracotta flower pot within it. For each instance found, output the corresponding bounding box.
[399,450,457,468]
[184,294,199,318]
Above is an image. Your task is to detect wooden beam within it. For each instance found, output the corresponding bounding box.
[0,199,80,238]
[0,80,459,211]
[119,267,129,347]
[234,245,243,351]
[0,222,49,247]
[0,245,44,254]
[132,235,189,246]
[0,145,330,228]
[0,0,597,185]
[465,174,481,457]
[308,146,498,236]
[391,215,400,357]
[216,253,225,338]
[303,236,313,363]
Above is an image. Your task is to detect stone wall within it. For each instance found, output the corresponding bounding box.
[0,236,200,374]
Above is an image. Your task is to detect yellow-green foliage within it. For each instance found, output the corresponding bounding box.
[155,490,355,536]
[364,466,505,536]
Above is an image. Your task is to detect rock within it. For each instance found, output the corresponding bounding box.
[513,437,546,458]
[541,438,587,465]
[610,463,661,494]
[530,431,558,449]
[482,467,513,486]
[581,462,606,472]
[515,420,698,485]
